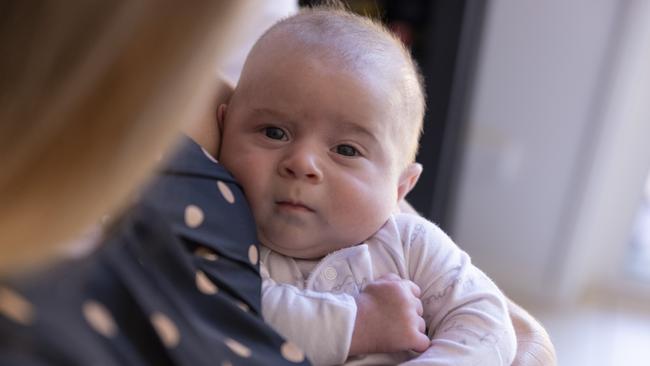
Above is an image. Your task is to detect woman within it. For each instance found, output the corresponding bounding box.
[0,1,555,365]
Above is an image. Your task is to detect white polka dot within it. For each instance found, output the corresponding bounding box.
[151,312,180,348]
[225,338,251,358]
[248,245,259,265]
[184,204,204,228]
[217,181,235,204]
[281,341,305,363]
[236,301,249,312]
[195,270,218,295]
[201,147,219,163]
[0,286,34,326]
[82,300,117,338]
[194,246,218,261]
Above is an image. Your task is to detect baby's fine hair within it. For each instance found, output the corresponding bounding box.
[252,6,426,165]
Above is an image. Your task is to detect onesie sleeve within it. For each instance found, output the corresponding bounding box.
[397,214,516,366]
[260,258,357,366]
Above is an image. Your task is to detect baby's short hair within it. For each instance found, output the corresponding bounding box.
[251,7,425,166]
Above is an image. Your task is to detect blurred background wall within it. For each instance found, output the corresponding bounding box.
[452,0,650,306]
[451,1,650,364]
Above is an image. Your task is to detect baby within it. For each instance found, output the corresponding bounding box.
[217,8,516,366]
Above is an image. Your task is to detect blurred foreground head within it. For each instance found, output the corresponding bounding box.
[0,0,250,274]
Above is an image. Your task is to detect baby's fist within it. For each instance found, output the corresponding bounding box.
[349,274,430,355]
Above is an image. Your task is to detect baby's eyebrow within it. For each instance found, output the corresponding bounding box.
[336,121,378,143]
[251,107,288,119]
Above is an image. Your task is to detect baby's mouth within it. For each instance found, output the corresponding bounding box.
[275,200,315,213]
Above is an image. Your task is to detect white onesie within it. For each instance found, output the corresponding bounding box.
[261,213,516,366]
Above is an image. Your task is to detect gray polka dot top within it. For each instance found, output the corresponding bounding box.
[0,136,310,366]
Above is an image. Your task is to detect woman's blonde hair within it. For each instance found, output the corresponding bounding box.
[0,0,248,273]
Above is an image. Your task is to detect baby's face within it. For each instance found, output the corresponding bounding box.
[219,45,405,259]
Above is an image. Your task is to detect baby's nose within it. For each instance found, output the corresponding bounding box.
[278,149,323,183]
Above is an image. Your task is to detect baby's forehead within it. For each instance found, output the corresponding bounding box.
[243,11,423,165]
[257,31,406,98]
[264,24,404,72]
[248,29,403,101]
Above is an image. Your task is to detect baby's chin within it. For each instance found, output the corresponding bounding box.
[259,232,349,260]
[261,240,328,260]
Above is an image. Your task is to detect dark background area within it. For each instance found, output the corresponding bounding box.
[299,0,487,229]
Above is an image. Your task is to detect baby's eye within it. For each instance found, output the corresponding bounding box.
[334,144,359,157]
[264,127,287,140]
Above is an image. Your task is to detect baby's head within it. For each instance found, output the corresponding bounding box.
[219,8,425,259]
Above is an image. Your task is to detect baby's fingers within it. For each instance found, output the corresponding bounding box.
[403,280,421,298]
[411,331,431,353]
[417,315,426,334]
[416,299,424,317]
[406,317,430,354]
[378,273,401,282]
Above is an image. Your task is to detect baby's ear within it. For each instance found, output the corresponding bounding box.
[397,163,422,202]
[215,104,228,159]
[217,104,228,130]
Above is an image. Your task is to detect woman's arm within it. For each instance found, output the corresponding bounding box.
[398,199,557,366]
[508,300,557,366]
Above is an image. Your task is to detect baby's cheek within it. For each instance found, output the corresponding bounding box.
[339,202,387,241]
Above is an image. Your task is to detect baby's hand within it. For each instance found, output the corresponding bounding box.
[349,273,430,356]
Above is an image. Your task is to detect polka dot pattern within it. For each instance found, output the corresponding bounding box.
[236,301,249,312]
[217,181,235,204]
[83,300,117,338]
[194,246,218,261]
[225,338,251,358]
[195,270,218,295]
[184,204,204,228]
[151,312,180,348]
[0,286,34,326]
[281,341,305,363]
[0,139,317,365]
[201,147,219,163]
[248,245,259,265]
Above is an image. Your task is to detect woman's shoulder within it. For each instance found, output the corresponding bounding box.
[0,203,308,366]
